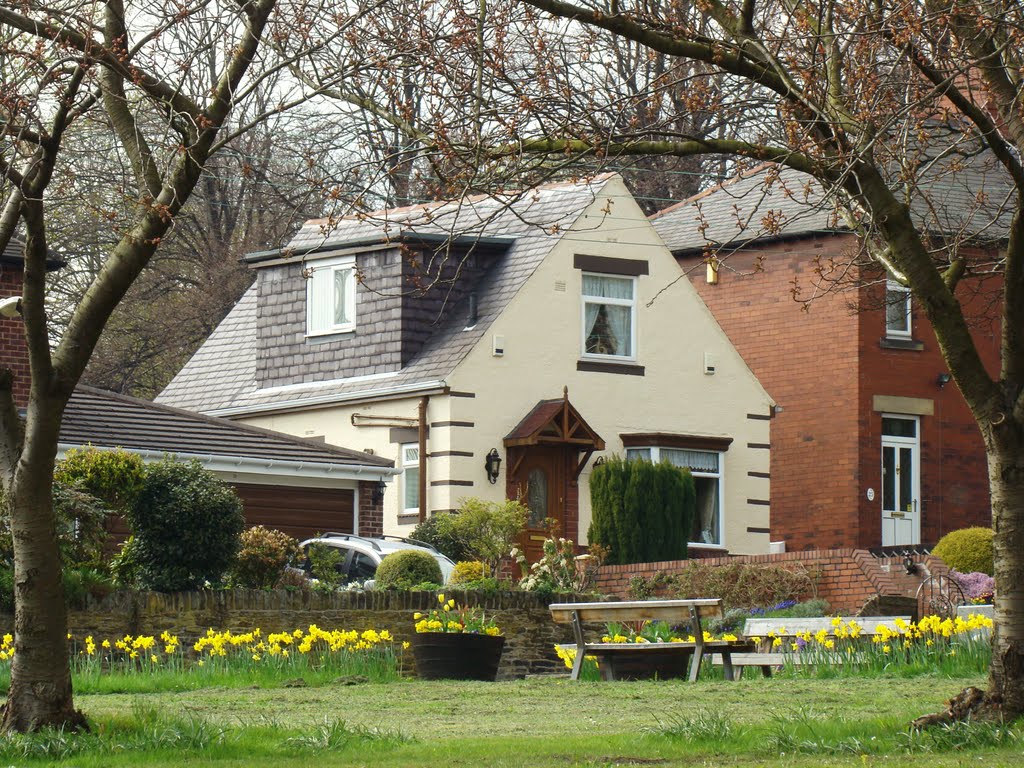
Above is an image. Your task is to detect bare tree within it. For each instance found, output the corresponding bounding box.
[0,0,362,731]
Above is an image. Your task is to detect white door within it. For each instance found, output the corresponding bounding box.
[881,415,921,546]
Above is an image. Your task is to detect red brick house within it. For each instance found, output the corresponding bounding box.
[651,164,1004,552]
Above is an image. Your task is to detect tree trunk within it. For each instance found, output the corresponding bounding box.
[986,436,1024,718]
[0,397,86,732]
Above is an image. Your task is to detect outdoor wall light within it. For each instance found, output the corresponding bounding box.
[903,555,918,575]
[371,479,386,505]
[937,372,952,388]
[484,449,501,484]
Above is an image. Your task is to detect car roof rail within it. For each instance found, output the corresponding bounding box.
[379,534,439,552]
[315,533,382,552]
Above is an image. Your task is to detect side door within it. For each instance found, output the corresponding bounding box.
[881,415,921,546]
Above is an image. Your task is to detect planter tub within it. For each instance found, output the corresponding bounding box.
[411,632,505,681]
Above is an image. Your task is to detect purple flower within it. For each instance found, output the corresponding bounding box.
[950,571,995,601]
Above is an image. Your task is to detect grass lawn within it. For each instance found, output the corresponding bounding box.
[4,673,1014,767]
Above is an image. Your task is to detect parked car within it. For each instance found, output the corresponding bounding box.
[296,533,455,586]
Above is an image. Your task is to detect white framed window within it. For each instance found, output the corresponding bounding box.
[885,278,911,338]
[581,272,636,360]
[625,446,723,546]
[401,444,420,515]
[306,256,356,337]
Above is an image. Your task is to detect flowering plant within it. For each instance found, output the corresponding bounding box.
[414,593,502,636]
[951,570,995,604]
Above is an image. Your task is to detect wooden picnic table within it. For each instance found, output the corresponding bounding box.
[549,598,754,681]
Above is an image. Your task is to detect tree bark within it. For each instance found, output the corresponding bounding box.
[0,394,85,731]
[987,434,1024,717]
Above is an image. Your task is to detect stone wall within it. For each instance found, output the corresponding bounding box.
[43,589,592,680]
[594,549,950,616]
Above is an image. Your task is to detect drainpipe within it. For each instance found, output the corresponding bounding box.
[418,395,429,523]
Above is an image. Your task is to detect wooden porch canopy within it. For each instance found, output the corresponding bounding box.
[504,388,605,479]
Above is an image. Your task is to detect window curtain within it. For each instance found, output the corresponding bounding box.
[333,268,350,325]
[661,448,719,473]
[583,275,632,356]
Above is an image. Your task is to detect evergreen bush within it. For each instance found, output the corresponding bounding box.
[449,561,488,585]
[932,527,994,576]
[54,447,146,511]
[123,459,244,591]
[410,513,471,562]
[588,456,694,564]
[374,549,443,589]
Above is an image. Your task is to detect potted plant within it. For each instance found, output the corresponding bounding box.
[411,594,505,680]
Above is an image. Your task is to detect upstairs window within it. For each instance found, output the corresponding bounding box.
[582,273,636,359]
[306,256,356,336]
[885,277,911,338]
[402,444,420,515]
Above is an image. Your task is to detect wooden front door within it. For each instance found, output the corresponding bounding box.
[511,446,567,563]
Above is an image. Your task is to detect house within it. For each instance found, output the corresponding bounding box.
[650,163,1005,551]
[0,239,395,539]
[159,174,776,557]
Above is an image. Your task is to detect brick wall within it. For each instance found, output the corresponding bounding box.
[357,480,384,537]
[593,549,950,615]
[51,589,588,679]
[681,236,997,550]
[0,264,28,409]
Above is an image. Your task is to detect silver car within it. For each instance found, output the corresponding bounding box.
[297,533,455,585]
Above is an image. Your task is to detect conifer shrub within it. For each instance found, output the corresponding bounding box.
[932,527,994,576]
[374,549,443,589]
[449,560,488,585]
[588,456,694,564]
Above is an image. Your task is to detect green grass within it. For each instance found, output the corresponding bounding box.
[8,673,1006,767]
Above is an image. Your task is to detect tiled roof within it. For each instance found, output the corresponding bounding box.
[63,386,393,469]
[0,236,65,270]
[158,175,615,415]
[652,155,1014,255]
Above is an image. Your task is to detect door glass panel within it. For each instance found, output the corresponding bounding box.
[526,468,548,528]
[882,446,895,510]
[899,447,913,512]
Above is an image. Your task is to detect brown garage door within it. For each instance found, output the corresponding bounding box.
[231,483,355,541]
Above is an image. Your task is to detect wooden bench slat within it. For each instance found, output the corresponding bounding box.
[550,599,723,624]
[742,616,911,636]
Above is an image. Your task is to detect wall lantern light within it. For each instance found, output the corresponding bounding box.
[484,449,502,484]
[937,373,952,388]
[371,479,386,505]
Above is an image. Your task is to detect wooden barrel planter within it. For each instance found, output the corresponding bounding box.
[411,632,505,681]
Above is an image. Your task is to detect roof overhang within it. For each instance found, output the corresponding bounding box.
[57,443,400,485]
[206,379,449,418]
[244,232,514,267]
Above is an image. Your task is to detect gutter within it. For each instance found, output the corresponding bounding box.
[205,380,449,418]
[56,444,400,483]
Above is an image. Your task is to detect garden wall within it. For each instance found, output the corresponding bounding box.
[594,549,950,615]
[45,589,592,680]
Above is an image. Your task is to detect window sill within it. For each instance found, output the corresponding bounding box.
[879,336,924,351]
[577,359,645,376]
[397,513,420,525]
[306,327,356,342]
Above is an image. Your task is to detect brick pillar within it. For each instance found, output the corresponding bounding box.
[357,480,384,537]
[0,265,28,409]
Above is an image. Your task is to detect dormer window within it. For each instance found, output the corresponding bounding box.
[306,256,356,337]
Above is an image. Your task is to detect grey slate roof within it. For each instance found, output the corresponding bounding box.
[652,155,1014,255]
[64,385,393,469]
[158,175,615,415]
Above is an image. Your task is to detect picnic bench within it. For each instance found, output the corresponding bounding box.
[709,615,912,677]
[549,599,754,681]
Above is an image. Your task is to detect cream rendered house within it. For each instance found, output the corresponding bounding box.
[159,175,774,557]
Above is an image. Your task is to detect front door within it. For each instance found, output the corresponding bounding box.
[881,415,921,546]
[511,447,566,563]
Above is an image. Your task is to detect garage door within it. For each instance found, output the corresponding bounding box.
[231,484,355,541]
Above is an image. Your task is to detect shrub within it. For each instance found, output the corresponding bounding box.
[411,513,471,562]
[230,526,299,589]
[933,527,994,576]
[628,562,817,610]
[0,482,111,567]
[123,458,244,591]
[0,565,12,612]
[448,497,528,576]
[374,549,443,589]
[589,456,694,565]
[514,536,606,594]
[306,543,345,587]
[951,570,995,602]
[449,561,487,585]
[54,447,146,511]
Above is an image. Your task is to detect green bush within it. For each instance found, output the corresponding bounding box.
[123,459,244,591]
[933,527,994,575]
[449,561,487,585]
[0,565,12,612]
[306,543,345,588]
[374,549,443,589]
[230,526,299,589]
[627,562,818,609]
[0,482,112,567]
[448,497,527,576]
[54,447,146,511]
[411,513,471,562]
[588,456,694,565]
